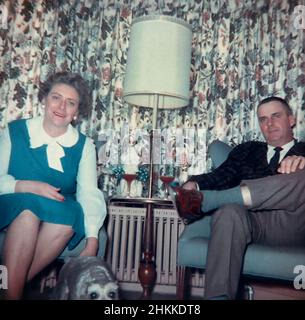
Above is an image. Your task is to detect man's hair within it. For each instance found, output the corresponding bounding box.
[38,71,92,121]
[257,96,293,115]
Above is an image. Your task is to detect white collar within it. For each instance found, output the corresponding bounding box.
[267,140,295,163]
[27,116,79,172]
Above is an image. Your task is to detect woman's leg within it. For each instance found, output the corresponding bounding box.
[26,222,73,282]
[3,210,40,300]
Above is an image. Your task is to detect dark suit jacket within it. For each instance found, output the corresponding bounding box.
[189,141,305,190]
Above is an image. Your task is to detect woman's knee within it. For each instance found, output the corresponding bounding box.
[13,210,40,227]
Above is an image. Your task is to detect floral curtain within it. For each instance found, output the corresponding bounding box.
[1,0,305,197]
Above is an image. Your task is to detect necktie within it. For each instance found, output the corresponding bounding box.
[268,146,283,174]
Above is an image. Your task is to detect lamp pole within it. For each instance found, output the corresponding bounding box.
[138,94,159,298]
[123,15,192,299]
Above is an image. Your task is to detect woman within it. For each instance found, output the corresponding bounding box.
[0,72,107,299]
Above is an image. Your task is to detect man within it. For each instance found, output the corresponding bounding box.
[173,96,305,299]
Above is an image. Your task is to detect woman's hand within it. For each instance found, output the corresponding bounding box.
[80,237,99,257]
[15,180,65,201]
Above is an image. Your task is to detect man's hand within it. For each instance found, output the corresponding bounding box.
[181,181,198,190]
[79,237,99,257]
[15,180,65,201]
[278,155,305,174]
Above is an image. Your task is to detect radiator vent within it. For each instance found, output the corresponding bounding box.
[106,205,205,290]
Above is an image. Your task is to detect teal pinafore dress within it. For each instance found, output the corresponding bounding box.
[0,119,86,249]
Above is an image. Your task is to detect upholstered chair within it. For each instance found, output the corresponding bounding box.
[176,140,305,300]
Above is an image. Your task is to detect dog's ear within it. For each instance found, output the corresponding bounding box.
[52,279,70,300]
[59,281,70,300]
[68,273,88,300]
[52,261,73,300]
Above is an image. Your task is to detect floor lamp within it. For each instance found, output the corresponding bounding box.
[123,15,192,298]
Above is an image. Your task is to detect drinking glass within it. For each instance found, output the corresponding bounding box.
[159,165,175,199]
[123,173,137,198]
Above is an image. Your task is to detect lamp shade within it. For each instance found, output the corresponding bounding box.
[123,15,192,109]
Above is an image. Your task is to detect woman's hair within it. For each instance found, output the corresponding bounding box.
[38,71,92,120]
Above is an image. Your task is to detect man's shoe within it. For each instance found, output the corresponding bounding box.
[169,187,204,224]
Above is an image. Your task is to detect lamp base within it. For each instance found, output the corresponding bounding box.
[138,258,157,300]
[137,201,156,299]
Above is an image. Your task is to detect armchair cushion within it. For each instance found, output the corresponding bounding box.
[208,139,232,169]
[58,226,107,259]
[178,216,305,281]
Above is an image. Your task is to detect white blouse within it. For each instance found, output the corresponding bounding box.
[0,117,107,239]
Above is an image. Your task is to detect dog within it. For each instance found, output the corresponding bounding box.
[52,256,119,300]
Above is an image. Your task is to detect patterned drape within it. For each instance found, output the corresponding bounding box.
[1,0,305,196]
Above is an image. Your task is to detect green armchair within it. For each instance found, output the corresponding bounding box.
[176,140,305,299]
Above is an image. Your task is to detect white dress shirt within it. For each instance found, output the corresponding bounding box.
[0,117,106,239]
[267,140,295,164]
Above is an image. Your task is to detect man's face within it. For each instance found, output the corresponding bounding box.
[257,101,295,147]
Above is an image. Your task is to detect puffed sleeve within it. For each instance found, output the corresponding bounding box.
[0,127,18,194]
[76,137,107,238]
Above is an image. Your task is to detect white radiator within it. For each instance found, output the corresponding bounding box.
[106,205,205,294]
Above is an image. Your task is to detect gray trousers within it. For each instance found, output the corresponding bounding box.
[204,169,305,299]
